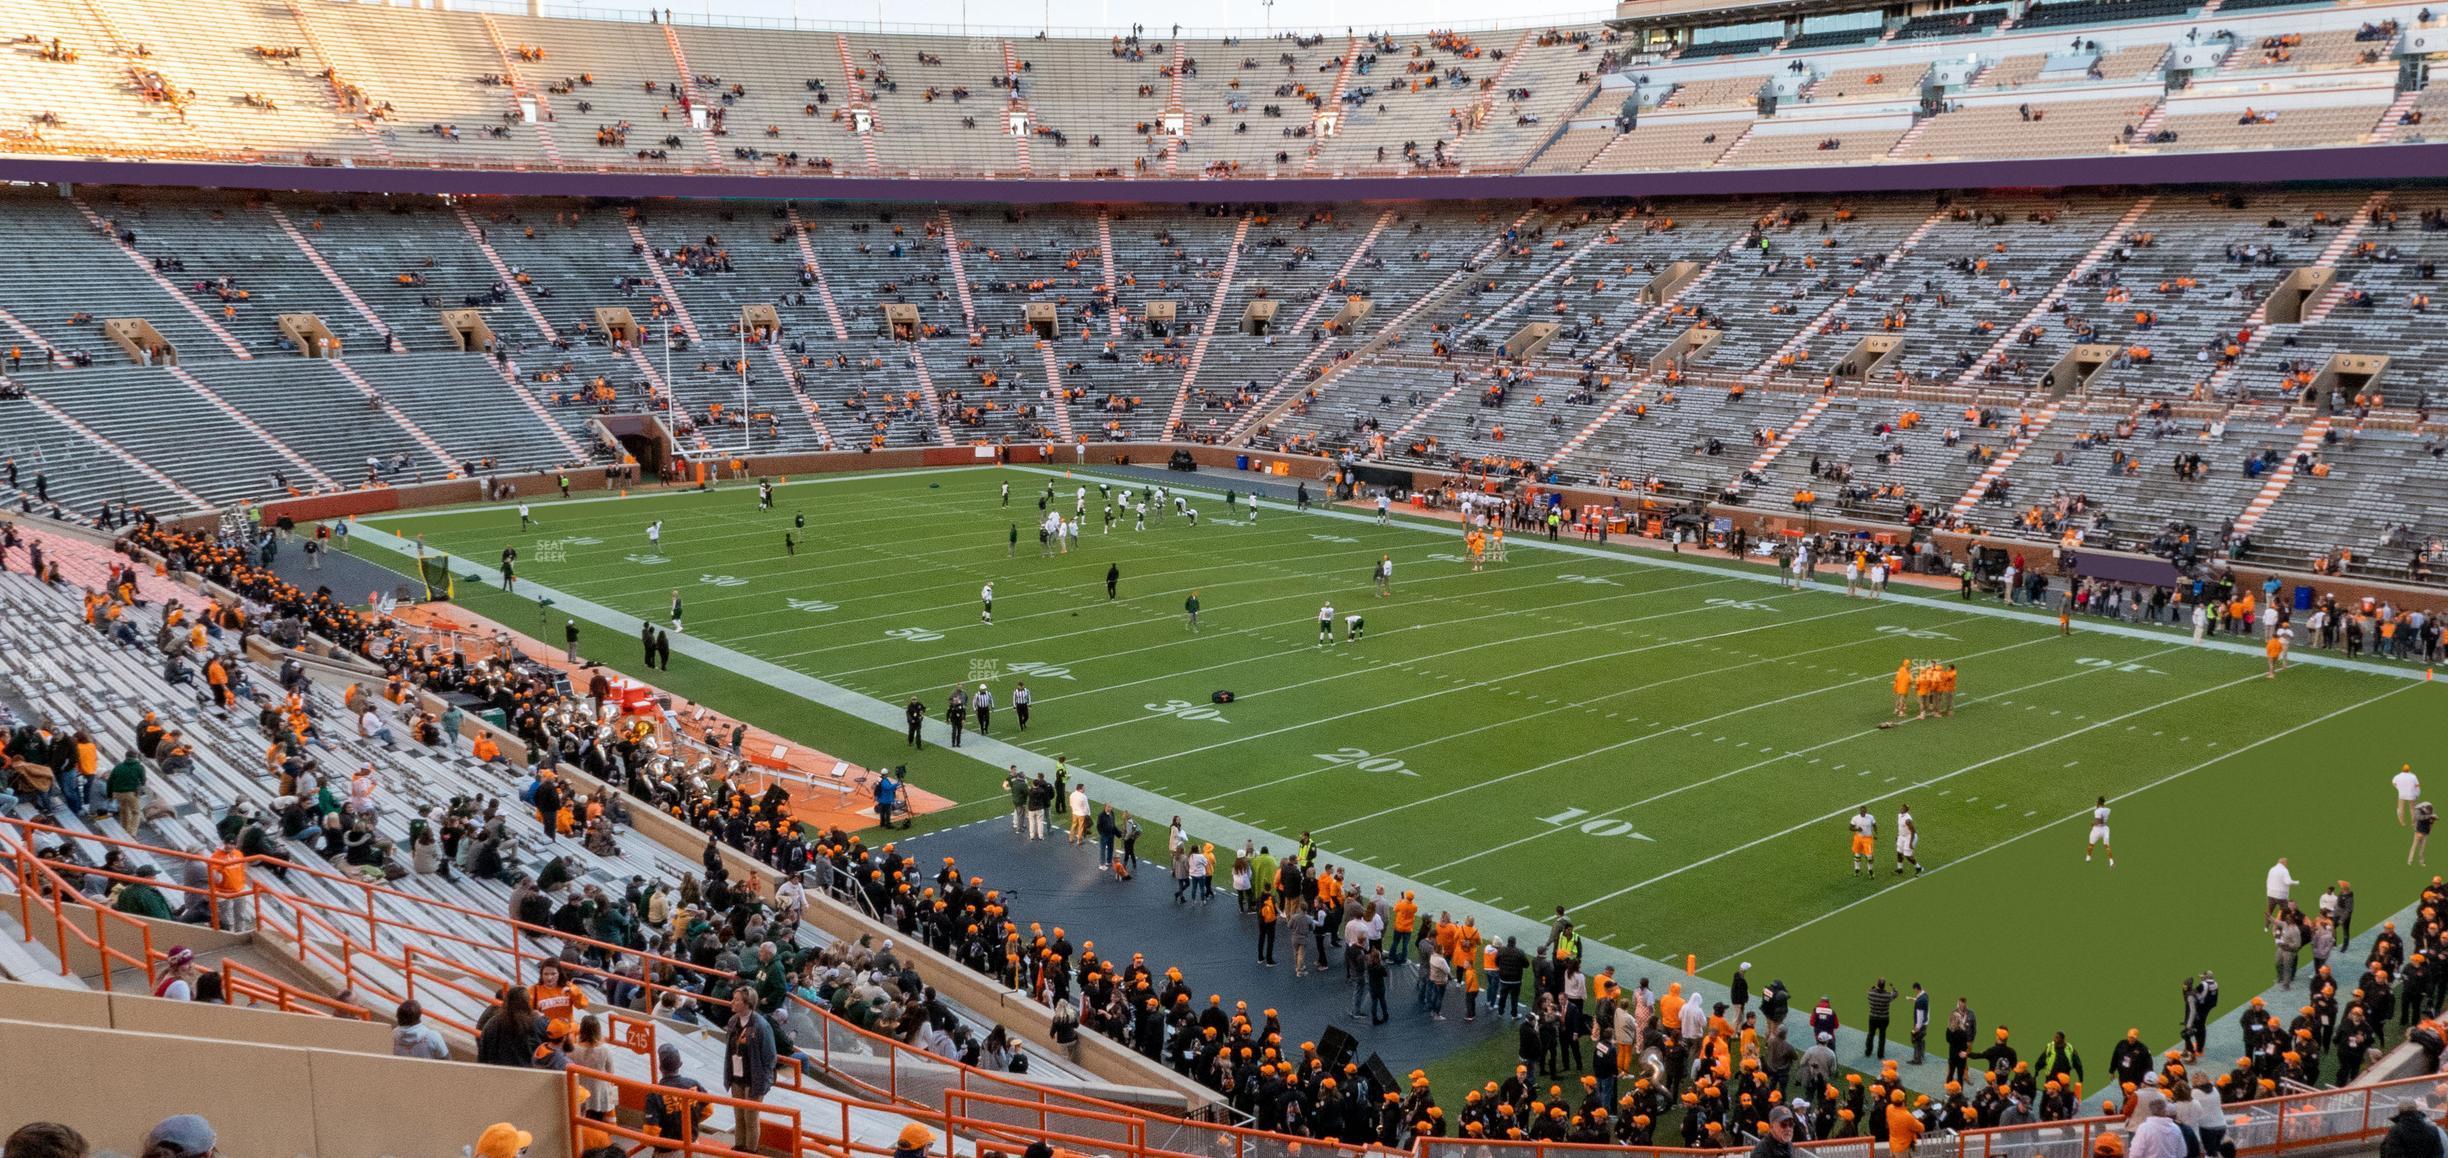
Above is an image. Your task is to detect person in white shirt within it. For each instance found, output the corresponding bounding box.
[646,520,661,546]
[1318,602,1336,646]
[1677,989,1708,1040]
[2396,764,2423,825]
[1376,493,1391,523]
[1850,806,1877,875]
[2087,796,2114,866]
[1894,805,1921,875]
[2266,857,2299,929]
[518,501,533,530]
[2126,1097,2187,1158]
[1869,557,1888,599]
[980,582,994,625]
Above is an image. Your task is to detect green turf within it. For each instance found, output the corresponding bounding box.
[361,465,2447,1069]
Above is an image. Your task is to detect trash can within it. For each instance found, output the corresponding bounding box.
[2294,585,2314,611]
[1235,455,1250,470]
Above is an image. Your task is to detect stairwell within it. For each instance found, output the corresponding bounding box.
[1711,123,1760,164]
[662,25,727,168]
[1590,249,1733,361]
[1542,252,1734,469]
[263,204,399,350]
[1095,210,1125,337]
[759,342,842,450]
[1165,216,1255,436]
[1302,36,1363,175]
[284,0,391,161]
[781,206,852,341]
[1456,30,1537,141]
[479,14,564,165]
[1946,398,2066,519]
[1956,196,2155,385]
[24,394,209,508]
[1544,373,1654,468]
[937,212,980,334]
[2230,415,2332,537]
[330,360,464,469]
[1385,374,1483,443]
[1730,390,1838,492]
[1001,41,1033,174]
[2200,191,2390,397]
[166,366,338,489]
[624,219,703,344]
[1163,65,1188,176]
[835,34,882,176]
[1223,211,1399,428]
[906,346,957,444]
[2131,99,2170,139]
[1230,207,1542,443]
[1463,207,1634,342]
[1751,208,1952,375]
[1038,342,1078,444]
[451,204,562,344]
[1884,116,1934,159]
[474,358,590,461]
[0,305,63,363]
[72,198,252,360]
[2370,90,2424,142]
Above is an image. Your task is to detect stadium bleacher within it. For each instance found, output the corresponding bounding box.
[14,0,2448,1147]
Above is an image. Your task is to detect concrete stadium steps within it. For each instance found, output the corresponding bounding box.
[1955,196,2156,387]
[343,354,592,472]
[0,191,241,364]
[34,367,299,505]
[0,397,198,515]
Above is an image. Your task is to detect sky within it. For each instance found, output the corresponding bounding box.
[546,0,1617,38]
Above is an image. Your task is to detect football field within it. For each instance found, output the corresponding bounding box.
[363,465,2445,1066]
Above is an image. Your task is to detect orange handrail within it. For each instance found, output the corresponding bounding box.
[567,1064,800,1158]
[219,957,374,1019]
[2,824,160,993]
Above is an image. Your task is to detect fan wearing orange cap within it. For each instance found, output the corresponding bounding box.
[474,1122,533,1158]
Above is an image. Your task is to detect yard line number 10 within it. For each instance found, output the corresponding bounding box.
[1537,807,1656,842]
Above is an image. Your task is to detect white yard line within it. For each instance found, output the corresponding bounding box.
[1020,575,1763,745]
[1414,640,2191,874]
[1019,465,2431,684]
[1698,679,2428,972]
[999,571,1736,716]
[1089,602,1880,778]
[1564,667,2281,915]
[1204,613,2012,808]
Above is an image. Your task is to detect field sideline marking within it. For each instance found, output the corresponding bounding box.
[1696,678,2427,973]
[1412,640,2193,874]
[1202,611,2016,809]
[1018,465,2429,683]
[1562,666,2280,915]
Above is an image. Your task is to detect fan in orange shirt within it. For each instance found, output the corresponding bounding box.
[1891,660,1913,719]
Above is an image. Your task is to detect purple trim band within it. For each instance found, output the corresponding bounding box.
[7,143,2448,202]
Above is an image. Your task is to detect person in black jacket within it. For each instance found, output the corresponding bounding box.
[2381,1101,2443,1158]
[905,698,926,748]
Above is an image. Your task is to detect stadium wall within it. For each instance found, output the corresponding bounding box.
[0,990,572,1157]
[15,142,2448,204]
